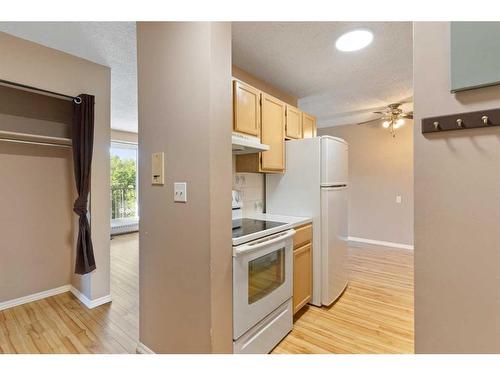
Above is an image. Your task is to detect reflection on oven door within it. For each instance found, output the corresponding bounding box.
[248,248,285,304]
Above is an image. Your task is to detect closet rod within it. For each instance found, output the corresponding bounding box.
[0,78,82,104]
[0,137,72,149]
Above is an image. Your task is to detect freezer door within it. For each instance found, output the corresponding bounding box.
[321,186,348,306]
[321,136,348,186]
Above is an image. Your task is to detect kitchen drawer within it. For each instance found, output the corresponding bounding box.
[293,223,312,249]
[233,299,292,354]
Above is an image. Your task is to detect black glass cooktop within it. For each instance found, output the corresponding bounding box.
[232,218,287,239]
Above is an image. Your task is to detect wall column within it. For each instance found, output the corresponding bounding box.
[137,22,232,353]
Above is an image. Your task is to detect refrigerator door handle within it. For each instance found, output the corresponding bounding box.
[321,184,347,188]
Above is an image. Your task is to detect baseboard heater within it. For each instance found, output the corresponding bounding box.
[111,221,139,235]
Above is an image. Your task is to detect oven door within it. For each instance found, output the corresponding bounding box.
[233,229,294,340]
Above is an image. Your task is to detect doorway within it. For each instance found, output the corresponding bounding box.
[109,139,140,349]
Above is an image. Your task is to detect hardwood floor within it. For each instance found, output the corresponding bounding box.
[0,233,139,354]
[0,234,413,354]
[273,244,414,354]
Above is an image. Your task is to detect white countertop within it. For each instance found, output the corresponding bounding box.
[245,213,312,227]
[232,213,312,246]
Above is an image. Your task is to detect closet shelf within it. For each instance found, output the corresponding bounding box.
[0,130,72,148]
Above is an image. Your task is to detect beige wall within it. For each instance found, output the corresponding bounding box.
[137,22,232,353]
[111,129,138,143]
[0,32,111,302]
[232,65,298,107]
[0,144,74,301]
[414,22,500,353]
[318,122,414,246]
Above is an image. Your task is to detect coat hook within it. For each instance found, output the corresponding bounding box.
[456,118,463,127]
[433,121,440,130]
[482,115,489,125]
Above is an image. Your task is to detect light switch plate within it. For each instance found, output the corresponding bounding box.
[174,182,187,203]
[396,195,402,204]
[151,152,164,185]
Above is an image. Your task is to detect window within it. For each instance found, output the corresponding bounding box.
[110,141,138,228]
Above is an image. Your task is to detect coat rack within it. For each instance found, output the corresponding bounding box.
[422,108,500,134]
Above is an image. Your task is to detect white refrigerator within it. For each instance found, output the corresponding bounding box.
[266,136,348,306]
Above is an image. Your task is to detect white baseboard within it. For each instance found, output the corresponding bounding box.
[0,284,71,311]
[0,284,112,311]
[136,342,155,354]
[348,236,414,251]
[70,287,112,309]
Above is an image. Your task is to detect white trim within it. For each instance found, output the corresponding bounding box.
[136,342,155,354]
[70,286,112,309]
[0,284,71,311]
[348,236,414,250]
[111,139,138,147]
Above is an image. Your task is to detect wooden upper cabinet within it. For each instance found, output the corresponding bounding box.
[233,80,261,137]
[285,105,302,139]
[260,93,286,172]
[302,112,317,138]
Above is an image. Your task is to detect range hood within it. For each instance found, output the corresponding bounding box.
[232,133,270,155]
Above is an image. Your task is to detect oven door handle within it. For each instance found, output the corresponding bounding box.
[233,229,296,256]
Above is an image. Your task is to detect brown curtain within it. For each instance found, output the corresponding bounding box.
[72,94,96,275]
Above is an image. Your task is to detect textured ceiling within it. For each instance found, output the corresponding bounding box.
[0,22,412,132]
[232,22,413,127]
[0,22,138,133]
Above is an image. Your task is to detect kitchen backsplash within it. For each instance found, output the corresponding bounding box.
[232,156,265,215]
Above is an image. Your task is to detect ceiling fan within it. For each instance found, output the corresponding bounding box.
[358,101,413,137]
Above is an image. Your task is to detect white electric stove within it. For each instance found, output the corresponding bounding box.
[231,191,294,354]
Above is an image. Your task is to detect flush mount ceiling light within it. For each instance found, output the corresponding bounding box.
[335,29,374,52]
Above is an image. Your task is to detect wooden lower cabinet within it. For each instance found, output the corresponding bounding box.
[292,223,313,315]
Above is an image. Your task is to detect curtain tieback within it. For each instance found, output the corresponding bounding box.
[73,196,88,216]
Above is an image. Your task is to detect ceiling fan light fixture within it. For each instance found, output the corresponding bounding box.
[382,120,390,128]
[335,29,374,52]
[394,118,405,129]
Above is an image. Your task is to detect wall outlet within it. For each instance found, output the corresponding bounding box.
[174,182,187,203]
[396,195,402,204]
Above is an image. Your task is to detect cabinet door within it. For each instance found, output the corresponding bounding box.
[233,80,261,136]
[293,243,312,314]
[302,112,317,138]
[285,105,302,139]
[261,93,285,172]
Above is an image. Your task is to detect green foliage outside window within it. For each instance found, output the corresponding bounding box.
[111,155,137,219]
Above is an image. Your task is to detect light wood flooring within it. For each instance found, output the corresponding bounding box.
[0,234,413,354]
[273,244,414,354]
[0,233,139,354]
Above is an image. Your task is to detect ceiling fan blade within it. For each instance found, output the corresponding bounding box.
[373,111,385,114]
[398,96,413,104]
[402,111,414,119]
[357,117,383,125]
